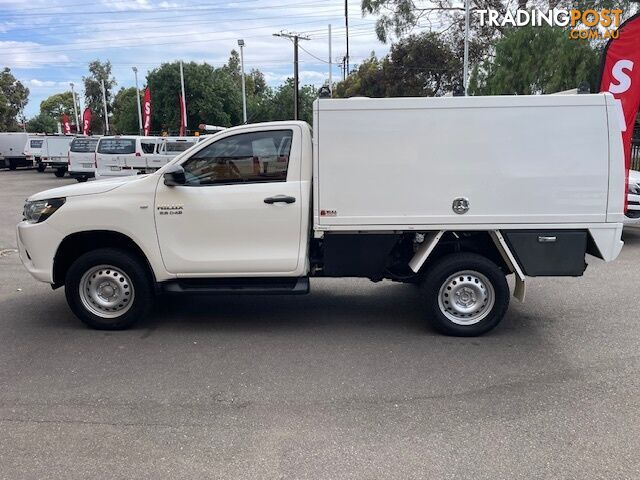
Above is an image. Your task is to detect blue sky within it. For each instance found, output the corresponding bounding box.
[0,0,392,118]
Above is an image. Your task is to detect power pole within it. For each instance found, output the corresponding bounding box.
[273,31,310,120]
[345,0,349,76]
[328,24,332,96]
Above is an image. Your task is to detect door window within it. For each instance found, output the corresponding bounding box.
[181,130,292,186]
[141,141,156,154]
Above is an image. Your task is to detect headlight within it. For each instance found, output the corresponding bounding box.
[23,198,66,224]
[629,183,640,196]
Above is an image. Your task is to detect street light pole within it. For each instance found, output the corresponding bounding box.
[133,67,143,135]
[70,82,80,133]
[101,79,110,134]
[463,0,470,95]
[238,39,247,124]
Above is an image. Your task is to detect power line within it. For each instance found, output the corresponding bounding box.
[0,0,334,18]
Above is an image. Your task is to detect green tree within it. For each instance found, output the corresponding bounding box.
[40,92,76,119]
[146,59,242,133]
[26,113,57,133]
[469,25,599,95]
[83,60,116,134]
[111,87,140,134]
[269,78,316,124]
[334,33,461,97]
[0,68,29,131]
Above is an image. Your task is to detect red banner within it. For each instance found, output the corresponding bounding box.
[599,12,640,209]
[179,93,186,136]
[82,108,91,135]
[143,87,152,136]
[62,114,71,134]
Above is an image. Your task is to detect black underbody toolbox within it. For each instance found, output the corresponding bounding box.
[503,230,588,277]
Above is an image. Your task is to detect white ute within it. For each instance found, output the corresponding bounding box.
[17,94,626,336]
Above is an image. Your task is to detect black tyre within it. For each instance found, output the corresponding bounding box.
[76,176,88,183]
[8,160,17,170]
[421,253,509,336]
[37,163,46,172]
[54,168,66,178]
[65,248,154,330]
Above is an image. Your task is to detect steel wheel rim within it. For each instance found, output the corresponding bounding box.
[437,270,495,325]
[79,265,135,319]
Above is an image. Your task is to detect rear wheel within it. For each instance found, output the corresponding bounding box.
[76,176,88,183]
[65,248,154,330]
[421,253,509,336]
[37,163,46,172]
[8,159,17,170]
[54,168,66,177]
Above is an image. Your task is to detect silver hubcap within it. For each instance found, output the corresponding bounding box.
[79,265,135,319]
[438,270,495,325]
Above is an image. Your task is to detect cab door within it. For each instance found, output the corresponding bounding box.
[154,126,303,276]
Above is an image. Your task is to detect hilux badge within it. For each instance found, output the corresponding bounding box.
[157,205,183,216]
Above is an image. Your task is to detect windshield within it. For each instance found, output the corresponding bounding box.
[71,138,99,153]
[97,138,136,155]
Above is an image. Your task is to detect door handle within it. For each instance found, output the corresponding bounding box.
[264,195,296,204]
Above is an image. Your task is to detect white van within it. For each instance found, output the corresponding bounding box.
[147,137,198,170]
[68,137,100,183]
[95,136,159,179]
[41,135,75,177]
[24,135,45,171]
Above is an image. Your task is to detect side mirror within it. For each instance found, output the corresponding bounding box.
[163,164,186,186]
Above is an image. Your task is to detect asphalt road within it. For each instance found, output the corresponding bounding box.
[1,168,640,479]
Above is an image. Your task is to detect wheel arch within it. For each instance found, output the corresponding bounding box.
[53,230,157,289]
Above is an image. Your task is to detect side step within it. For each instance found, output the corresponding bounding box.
[161,277,310,295]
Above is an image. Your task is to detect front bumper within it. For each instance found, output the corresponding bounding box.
[16,221,64,284]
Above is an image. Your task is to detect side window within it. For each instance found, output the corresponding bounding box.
[181,130,292,186]
[141,141,156,154]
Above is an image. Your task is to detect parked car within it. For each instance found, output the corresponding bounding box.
[41,135,75,177]
[68,137,100,182]
[626,169,640,223]
[0,132,32,170]
[94,136,159,179]
[17,94,625,336]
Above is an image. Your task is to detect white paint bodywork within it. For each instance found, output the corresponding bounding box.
[95,136,160,178]
[0,132,28,159]
[16,95,624,287]
[313,94,624,228]
[41,136,75,166]
[68,137,100,176]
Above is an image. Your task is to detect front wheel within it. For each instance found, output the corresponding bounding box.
[421,253,510,336]
[54,168,66,178]
[8,160,17,170]
[37,163,46,172]
[65,248,154,330]
[76,176,88,183]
